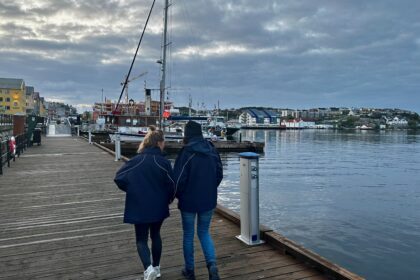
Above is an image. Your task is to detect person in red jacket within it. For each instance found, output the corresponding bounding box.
[9,136,16,157]
[114,126,175,280]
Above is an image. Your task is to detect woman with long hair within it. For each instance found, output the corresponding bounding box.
[114,126,175,280]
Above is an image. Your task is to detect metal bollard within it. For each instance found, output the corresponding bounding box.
[76,125,80,137]
[236,152,265,246]
[114,133,121,161]
[88,130,92,144]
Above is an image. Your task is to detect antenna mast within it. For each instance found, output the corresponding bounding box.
[159,0,170,129]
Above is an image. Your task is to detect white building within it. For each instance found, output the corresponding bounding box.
[385,117,408,126]
[281,109,294,118]
[281,119,316,129]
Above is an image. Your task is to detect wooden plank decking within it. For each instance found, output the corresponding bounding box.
[0,136,332,280]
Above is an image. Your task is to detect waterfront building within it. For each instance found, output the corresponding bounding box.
[33,95,47,117]
[0,78,26,115]
[263,109,280,124]
[318,108,329,117]
[239,109,280,126]
[328,107,342,116]
[25,86,35,115]
[281,118,316,129]
[44,101,76,119]
[281,109,294,118]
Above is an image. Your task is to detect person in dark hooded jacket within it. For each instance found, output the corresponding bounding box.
[114,126,175,280]
[174,121,223,280]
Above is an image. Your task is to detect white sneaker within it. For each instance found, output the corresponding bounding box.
[143,265,157,280]
[154,266,161,278]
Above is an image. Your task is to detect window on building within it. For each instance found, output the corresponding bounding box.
[14,102,18,107]
[6,97,10,102]
[0,97,3,102]
[5,106,10,110]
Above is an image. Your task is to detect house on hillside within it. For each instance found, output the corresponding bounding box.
[385,117,408,127]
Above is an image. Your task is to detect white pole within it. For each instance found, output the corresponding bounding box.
[88,130,92,144]
[115,133,121,161]
[236,152,264,246]
[159,0,169,129]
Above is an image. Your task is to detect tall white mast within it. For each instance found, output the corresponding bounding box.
[159,0,169,129]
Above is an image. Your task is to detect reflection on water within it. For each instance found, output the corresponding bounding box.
[219,130,420,280]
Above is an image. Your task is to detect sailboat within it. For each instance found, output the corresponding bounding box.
[101,0,227,143]
[92,0,173,142]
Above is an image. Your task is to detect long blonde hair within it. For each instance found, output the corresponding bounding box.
[138,126,164,153]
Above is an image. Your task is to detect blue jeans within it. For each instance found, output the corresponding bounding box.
[181,210,216,270]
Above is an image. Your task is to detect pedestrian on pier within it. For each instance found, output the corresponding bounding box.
[114,126,175,280]
[174,121,223,280]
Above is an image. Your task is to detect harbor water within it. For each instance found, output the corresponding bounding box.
[218,129,420,280]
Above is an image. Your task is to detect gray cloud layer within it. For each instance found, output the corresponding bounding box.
[1,0,419,112]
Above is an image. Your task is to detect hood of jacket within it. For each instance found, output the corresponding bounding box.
[184,136,213,154]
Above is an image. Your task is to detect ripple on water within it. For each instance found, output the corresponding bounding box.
[219,130,420,280]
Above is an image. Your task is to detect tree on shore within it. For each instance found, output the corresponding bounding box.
[339,116,359,129]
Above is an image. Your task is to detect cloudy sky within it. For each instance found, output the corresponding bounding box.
[1,0,419,112]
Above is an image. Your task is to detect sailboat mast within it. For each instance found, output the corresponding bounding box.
[159,0,169,129]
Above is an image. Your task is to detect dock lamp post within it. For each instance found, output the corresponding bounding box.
[236,152,265,246]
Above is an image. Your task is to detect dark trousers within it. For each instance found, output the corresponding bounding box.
[134,221,163,270]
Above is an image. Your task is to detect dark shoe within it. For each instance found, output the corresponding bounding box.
[182,268,196,280]
[207,263,220,280]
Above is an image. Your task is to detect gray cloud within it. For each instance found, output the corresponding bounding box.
[0,0,419,112]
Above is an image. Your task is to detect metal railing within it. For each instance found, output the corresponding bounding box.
[0,138,11,175]
[15,133,28,158]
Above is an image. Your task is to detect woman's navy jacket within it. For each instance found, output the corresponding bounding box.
[114,147,175,224]
[174,137,223,213]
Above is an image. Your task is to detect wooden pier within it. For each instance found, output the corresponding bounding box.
[0,136,363,279]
